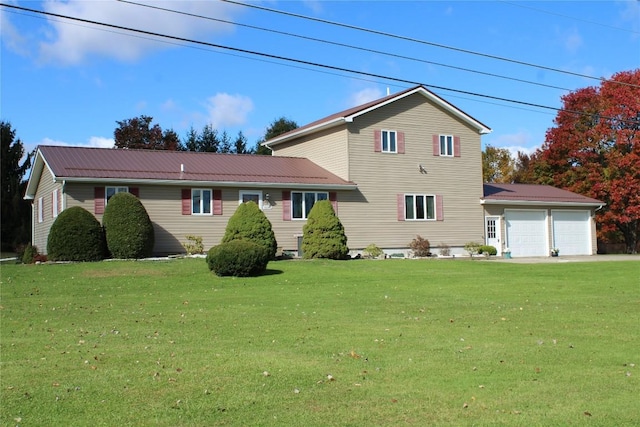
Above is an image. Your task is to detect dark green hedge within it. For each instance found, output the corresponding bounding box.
[102,192,155,259]
[47,206,105,262]
[206,240,270,277]
[479,245,498,256]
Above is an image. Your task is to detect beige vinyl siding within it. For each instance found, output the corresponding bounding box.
[271,126,350,180]
[64,183,308,255]
[32,166,63,253]
[338,92,485,250]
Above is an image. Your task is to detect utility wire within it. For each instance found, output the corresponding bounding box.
[499,0,640,35]
[118,0,571,92]
[222,0,639,89]
[1,3,637,126]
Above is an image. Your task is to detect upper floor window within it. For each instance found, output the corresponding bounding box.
[381,130,397,153]
[192,189,212,215]
[292,191,328,219]
[52,189,59,218]
[405,194,435,220]
[106,186,128,203]
[37,197,44,223]
[439,135,454,157]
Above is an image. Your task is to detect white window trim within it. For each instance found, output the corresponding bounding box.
[106,186,129,205]
[37,197,44,223]
[439,134,454,157]
[405,194,436,221]
[192,188,213,215]
[291,191,329,220]
[52,189,59,218]
[239,190,263,209]
[381,129,398,154]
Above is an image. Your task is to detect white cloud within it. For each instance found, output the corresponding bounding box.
[0,4,30,57]
[486,131,541,159]
[204,93,254,128]
[87,136,115,148]
[34,1,240,65]
[347,87,384,108]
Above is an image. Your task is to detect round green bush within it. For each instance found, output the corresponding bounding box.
[47,206,105,262]
[22,243,38,264]
[479,245,498,256]
[222,201,277,259]
[102,192,155,259]
[206,240,270,277]
[302,200,349,259]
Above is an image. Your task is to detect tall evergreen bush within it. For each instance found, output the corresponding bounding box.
[102,192,155,259]
[47,206,105,262]
[222,201,277,259]
[302,200,349,259]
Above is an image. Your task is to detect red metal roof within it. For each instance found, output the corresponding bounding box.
[36,145,356,188]
[483,183,603,205]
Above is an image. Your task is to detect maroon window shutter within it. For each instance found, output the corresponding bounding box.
[282,191,291,221]
[454,136,461,157]
[397,194,405,221]
[397,131,405,154]
[433,135,439,156]
[94,187,105,214]
[181,189,191,215]
[213,189,222,215]
[58,189,62,213]
[129,187,140,197]
[329,192,338,214]
[374,130,382,152]
[436,195,444,221]
[51,191,55,217]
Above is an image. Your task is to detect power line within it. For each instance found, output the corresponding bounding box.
[118,0,571,92]
[1,3,637,127]
[222,0,638,88]
[499,0,640,35]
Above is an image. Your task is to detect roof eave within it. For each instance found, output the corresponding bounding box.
[24,148,50,200]
[57,176,357,191]
[481,199,604,207]
[263,117,346,148]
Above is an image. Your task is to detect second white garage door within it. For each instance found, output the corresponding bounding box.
[552,210,591,255]
[505,210,547,257]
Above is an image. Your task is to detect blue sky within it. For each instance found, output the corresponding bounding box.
[1,1,639,159]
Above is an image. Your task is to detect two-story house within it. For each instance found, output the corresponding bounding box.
[25,85,603,257]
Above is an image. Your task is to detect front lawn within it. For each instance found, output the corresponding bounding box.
[1,258,638,426]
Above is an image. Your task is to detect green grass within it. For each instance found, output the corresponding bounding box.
[1,258,638,426]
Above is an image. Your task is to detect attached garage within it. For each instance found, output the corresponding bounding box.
[552,210,591,255]
[482,184,604,258]
[505,210,548,257]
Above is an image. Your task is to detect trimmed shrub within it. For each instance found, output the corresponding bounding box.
[363,243,384,259]
[47,206,105,262]
[22,243,39,264]
[302,200,349,260]
[409,235,431,257]
[478,245,498,256]
[222,201,277,259]
[102,192,155,259]
[206,240,270,277]
[183,235,204,255]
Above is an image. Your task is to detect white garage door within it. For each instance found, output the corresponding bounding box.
[506,210,547,257]
[552,210,591,255]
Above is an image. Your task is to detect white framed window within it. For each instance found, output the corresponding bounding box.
[52,190,59,218]
[405,194,436,220]
[37,197,44,223]
[381,130,397,153]
[192,189,212,215]
[439,135,454,157]
[292,191,328,219]
[106,186,128,204]
[239,190,262,207]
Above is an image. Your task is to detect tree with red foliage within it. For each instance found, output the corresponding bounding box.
[527,69,640,253]
[114,115,180,150]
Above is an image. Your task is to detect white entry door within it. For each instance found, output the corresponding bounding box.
[485,216,501,255]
